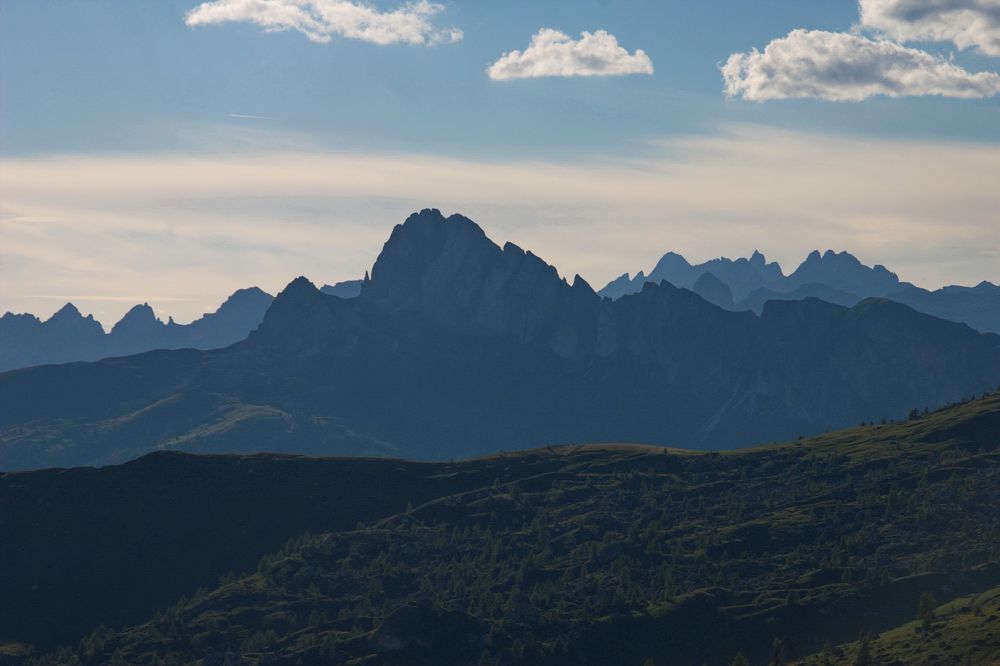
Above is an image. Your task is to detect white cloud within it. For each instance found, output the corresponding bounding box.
[185,0,462,46]
[3,126,1000,322]
[488,29,653,81]
[859,0,1000,56]
[722,29,1000,101]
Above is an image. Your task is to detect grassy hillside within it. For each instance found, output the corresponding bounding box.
[797,582,1000,665]
[9,393,1000,665]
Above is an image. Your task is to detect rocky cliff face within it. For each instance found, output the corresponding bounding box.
[363,209,604,357]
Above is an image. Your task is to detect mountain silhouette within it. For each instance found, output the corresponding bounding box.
[0,287,274,372]
[320,279,364,299]
[602,248,1000,333]
[692,272,735,309]
[600,249,783,301]
[2,209,999,470]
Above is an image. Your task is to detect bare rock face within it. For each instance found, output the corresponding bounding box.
[364,208,604,357]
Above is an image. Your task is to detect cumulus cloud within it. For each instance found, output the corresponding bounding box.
[184,0,462,46]
[859,0,1000,56]
[488,29,653,81]
[722,29,1000,101]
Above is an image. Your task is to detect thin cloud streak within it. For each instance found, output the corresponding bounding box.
[2,125,999,322]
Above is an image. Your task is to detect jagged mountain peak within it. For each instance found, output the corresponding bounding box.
[110,303,164,339]
[789,249,900,296]
[276,276,322,302]
[253,277,326,332]
[208,287,274,317]
[50,302,82,319]
[364,208,503,315]
[121,302,156,319]
[224,286,271,303]
[651,251,692,275]
[571,274,595,294]
[43,303,103,333]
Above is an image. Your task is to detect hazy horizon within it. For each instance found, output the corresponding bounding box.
[3,0,1000,323]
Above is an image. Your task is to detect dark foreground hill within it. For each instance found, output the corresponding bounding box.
[5,392,1000,665]
[2,210,1000,471]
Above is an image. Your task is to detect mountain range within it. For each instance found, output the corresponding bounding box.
[2,209,999,471]
[600,249,1000,334]
[5,230,999,377]
[0,288,275,372]
[0,282,363,374]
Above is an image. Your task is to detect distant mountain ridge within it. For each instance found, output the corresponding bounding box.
[600,248,1000,333]
[2,209,999,471]
[320,278,365,299]
[600,249,783,301]
[0,287,274,372]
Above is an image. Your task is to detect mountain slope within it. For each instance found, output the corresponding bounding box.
[0,287,274,372]
[797,581,1000,665]
[2,210,1000,471]
[9,392,1000,665]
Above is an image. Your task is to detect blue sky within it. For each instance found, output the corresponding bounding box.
[2,0,1000,322]
[4,0,999,156]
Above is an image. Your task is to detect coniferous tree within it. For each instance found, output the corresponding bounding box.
[853,631,873,666]
[919,591,937,634]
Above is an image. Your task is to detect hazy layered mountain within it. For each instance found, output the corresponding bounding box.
[602,248,1000,333]
[0,287,274,371]
[2,210,998,471]
[885,281,1000,335]
[783,249,900,295]
[320,278,364,299]
[0,304,107,371]
[600,249,783,301]
[6,394,1000,664]
[691,271,734,309]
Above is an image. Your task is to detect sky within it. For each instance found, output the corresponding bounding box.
[1,0,999,324]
